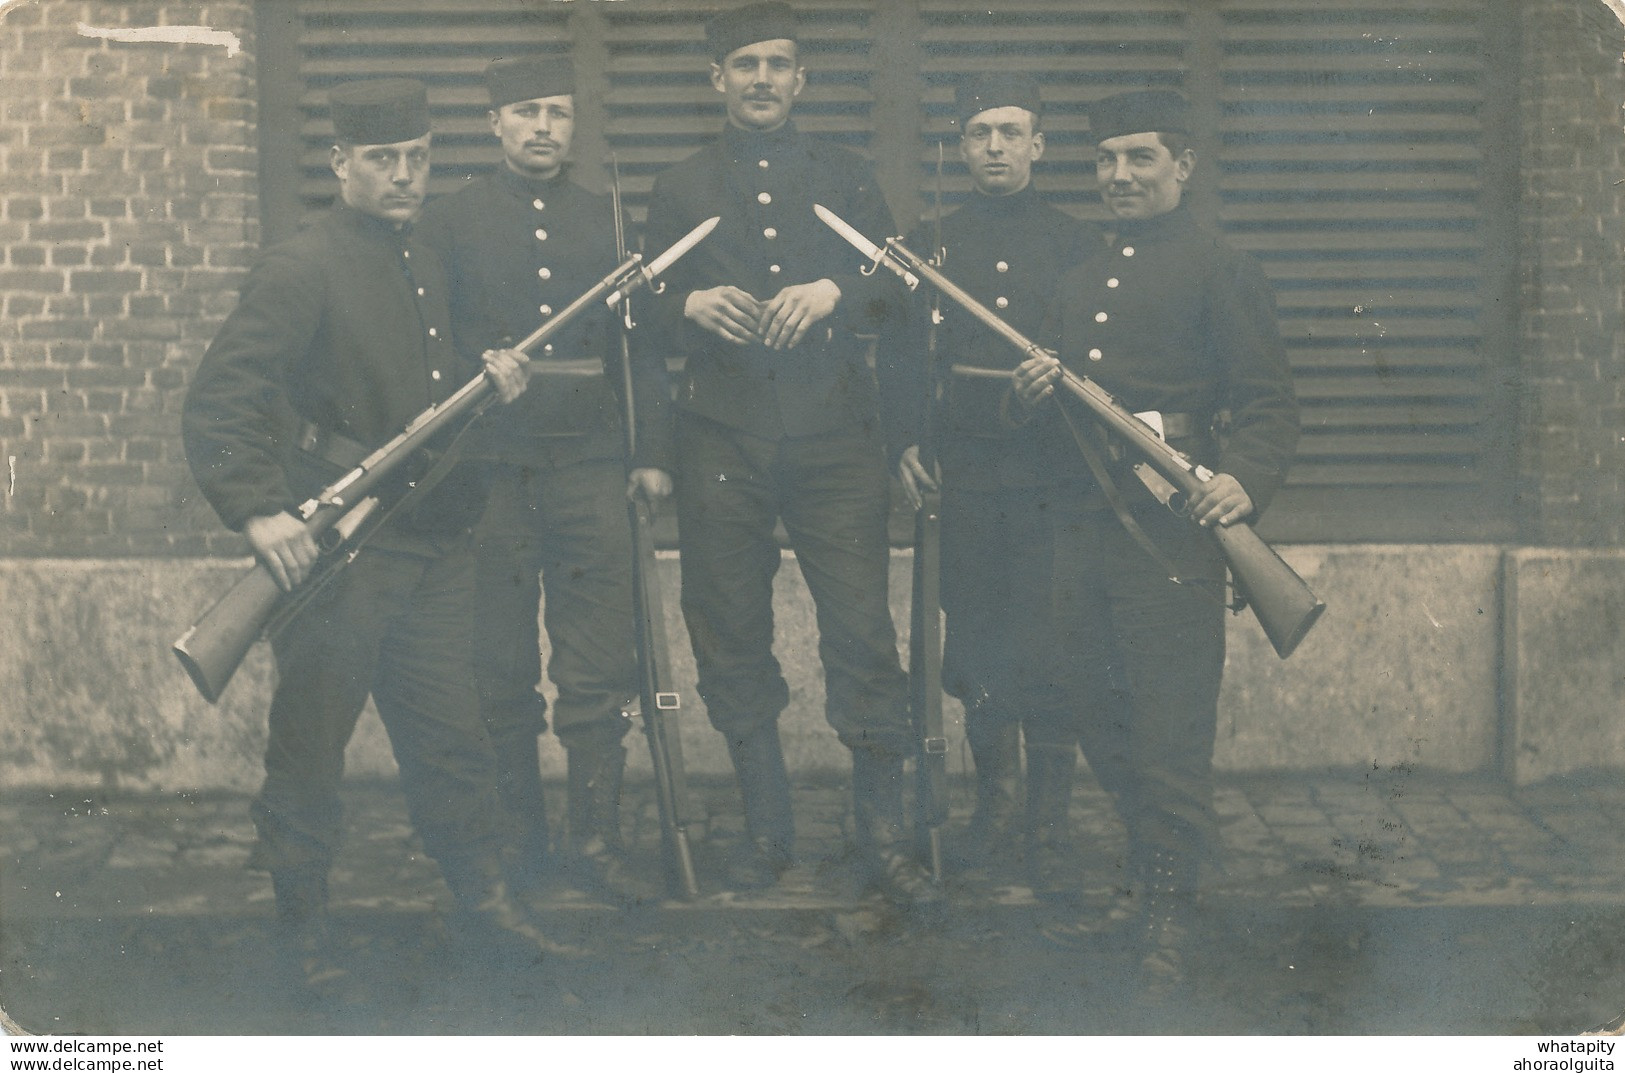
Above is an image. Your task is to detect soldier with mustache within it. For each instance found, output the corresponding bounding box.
[641,2,938,911]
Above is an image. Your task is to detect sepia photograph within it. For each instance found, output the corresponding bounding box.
[2,0,1624,1050]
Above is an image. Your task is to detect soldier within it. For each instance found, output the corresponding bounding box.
[878,74,1099,891]
[1012,90,1300,994]
[416,57,674,904]
[641,1,937,910]
[182,78,566,991]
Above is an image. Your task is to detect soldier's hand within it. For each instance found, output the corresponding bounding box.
[627,466,674,506]
[244,511,319,591]
[482,347,529,404]
[1012,351,1062,407]
[757,279,841,350]
[1188,472,1254,528]
[897,444,938,512]
[685,286,765,346]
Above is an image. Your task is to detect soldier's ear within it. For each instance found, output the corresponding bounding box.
[1174,147,1195,183]
[1031,131,1046,161]
[709,63,726,94]
[329,144,349,181]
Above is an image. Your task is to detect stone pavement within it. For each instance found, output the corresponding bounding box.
[5,768,1625,1035]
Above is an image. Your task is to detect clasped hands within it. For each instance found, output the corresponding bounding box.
[684,279,841,350]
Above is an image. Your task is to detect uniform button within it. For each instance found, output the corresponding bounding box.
[764,227,778,239]
[995,296,1009,309]
[539,304,552,317]
[758,159,770,169]
[1107,278,1119,288]
[1122,246,1135,257]
[1088,348,1103,361]
[995,261,1008,273]
[416,287,425,296]
[543,343,554,354]
[532,199,545,211]
[537,267,551,280]
[534,228,548,241]
[769,264,782,274]
[757,192,771,205]
[431,369,442,380]
[1095,311,1108,323]
[402,249,411,259]
[428,327,438,337]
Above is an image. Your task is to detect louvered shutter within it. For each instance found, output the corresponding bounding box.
[256,0,1516,542]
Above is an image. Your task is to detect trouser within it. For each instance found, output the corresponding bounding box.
[939,482,1073,748]
[1048,491,1227,865]
[472,458,637,755]
[675,414,911,758]
[251,534,502,880]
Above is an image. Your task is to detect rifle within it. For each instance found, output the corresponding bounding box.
[173,215,721,703]
[814,204,1325,659]
[611,155,701,899]
[908,141,948,884]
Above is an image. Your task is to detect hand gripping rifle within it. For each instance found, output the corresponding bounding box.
[611,156,700,899]
[814,204,1325,659]
[173,215,721,703]
[909,142,949,884]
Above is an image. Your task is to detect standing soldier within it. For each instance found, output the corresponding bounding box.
[641,1,937,910]
[878,74,1098,892]
[417,57,675,904]
[182,78,562,991]
[1012,90,1300,994]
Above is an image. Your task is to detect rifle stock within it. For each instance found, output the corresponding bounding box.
[812,206,1325,659]
[173,217,720,703]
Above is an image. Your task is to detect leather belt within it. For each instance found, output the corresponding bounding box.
[296,420,369,470]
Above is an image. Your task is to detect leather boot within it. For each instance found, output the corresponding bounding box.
[1024,744,1078,900]
[851,750,944,913]
[958,715,1022,871]
[725,723,795,889]
[564,742,653,904]
[490,728,550,893]
[271,871,350,997]
[443,856,586,967]
[1137,847,1196,1001]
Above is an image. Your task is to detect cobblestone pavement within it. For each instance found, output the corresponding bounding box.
[4,770,1625,1036]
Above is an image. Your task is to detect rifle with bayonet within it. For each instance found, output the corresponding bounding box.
[173,215,721,703]
[814,204,1325,659]
[611,156,701,899]
[908,142,949,883]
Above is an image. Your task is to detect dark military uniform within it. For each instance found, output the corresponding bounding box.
[418,163,673,885]
[1039,202,1299,879]
[644,119,908,753]
[183,199,505,900]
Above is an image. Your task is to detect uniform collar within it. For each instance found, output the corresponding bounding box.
[722,118,801,161]
[965,182,1042,216]
[495,162,573,200]
[1111,202,1191,241]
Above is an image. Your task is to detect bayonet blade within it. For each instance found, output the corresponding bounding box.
[812,204,920,289]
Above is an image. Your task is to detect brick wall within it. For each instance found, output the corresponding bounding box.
[0,0,256,557]
[1519,0,1625,547]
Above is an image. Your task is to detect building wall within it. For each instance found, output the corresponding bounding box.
[1519,0,1625,546]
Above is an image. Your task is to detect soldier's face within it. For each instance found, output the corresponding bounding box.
[331,133,432,224]
[960,106,1044,196]
[710,39,804,131]
[1095,132,1193,220]
[491,94,574,180]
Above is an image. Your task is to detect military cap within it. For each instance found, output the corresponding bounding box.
[1087,89,1191,144]
[329,78,430,146]
[706,1,799,61]
[485,56,576,110]
[955,73,1043,129]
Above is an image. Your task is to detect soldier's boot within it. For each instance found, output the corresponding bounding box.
[851,749,944,914]
[1136,847,1197,1002]
[564,742,655,905]
[724,723,795,889]
[443,855,587,968]
[490,728,551,894]
[958,717,1023,871]
[1024,743,1079,901]
[271,871,350,998]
